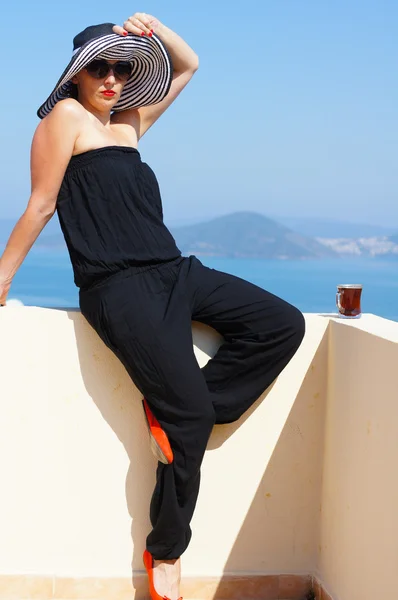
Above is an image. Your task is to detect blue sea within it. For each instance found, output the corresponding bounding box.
[7,249,398,322]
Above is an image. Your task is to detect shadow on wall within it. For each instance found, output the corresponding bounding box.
[66,310,324,596]
[67,312,276,594]
[68,310,156,590]
[211,325,329,592]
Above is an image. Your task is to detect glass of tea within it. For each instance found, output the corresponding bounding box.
[336,284,363,318]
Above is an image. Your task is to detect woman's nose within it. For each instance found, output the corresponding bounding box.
[104,70,116,84]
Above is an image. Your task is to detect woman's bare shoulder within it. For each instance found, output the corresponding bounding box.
[32,99,87,157]
[37,99,87,131]
[52,98,86,116]
[29,100,87,207]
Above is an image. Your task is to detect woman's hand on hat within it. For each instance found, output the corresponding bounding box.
[113,13,161,38]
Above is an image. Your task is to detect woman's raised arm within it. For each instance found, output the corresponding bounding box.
[112,13,199,139]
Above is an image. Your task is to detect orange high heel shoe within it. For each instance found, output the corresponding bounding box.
[142,398,174,465]
[143,549,182,600]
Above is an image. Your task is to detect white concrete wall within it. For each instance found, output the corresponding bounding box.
[2,306,397,599]
[316,315,398,600]
[0,308,328,578]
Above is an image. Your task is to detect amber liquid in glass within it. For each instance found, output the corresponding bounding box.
[336,285,362,317]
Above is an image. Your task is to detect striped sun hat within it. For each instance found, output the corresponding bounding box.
[37,22,173,119]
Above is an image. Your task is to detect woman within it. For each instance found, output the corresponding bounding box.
[0,13,305,600]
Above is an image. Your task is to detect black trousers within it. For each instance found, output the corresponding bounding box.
[79,255,305,560]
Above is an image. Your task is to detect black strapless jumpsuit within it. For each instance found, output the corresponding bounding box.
[57,145,306,560]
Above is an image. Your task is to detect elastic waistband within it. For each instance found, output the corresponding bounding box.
[79,256,184,294]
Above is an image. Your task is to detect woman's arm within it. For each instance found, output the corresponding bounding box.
[0,100,83,304]
[112,14,199,139]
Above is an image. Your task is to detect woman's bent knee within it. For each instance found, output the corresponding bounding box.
[288,306,306,349]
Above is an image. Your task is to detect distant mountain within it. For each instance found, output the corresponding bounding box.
[169,212,337,259]
[2,212,396,260]
[1,214,396,244]
[2,212,337,259]
[273,216,398,239]
[165,216,210,228]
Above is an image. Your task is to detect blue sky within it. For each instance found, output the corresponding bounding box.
[0,0,397,227]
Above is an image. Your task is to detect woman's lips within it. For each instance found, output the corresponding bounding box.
[102,91,116,97]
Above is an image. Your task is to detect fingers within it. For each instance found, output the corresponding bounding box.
[112,24,128,36]
[113,13,157,37]
[133,12,155,31]
[147,18,160,31]
[124,16,152,36]
[113,13,157,38]
[111,13,152,38]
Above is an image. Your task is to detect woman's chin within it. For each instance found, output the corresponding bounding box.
[102,97,119,105]
[95,93,119,106]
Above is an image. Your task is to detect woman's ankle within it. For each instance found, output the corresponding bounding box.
[153,558,181,600]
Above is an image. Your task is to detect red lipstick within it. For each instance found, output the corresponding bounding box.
[102,90,116,97]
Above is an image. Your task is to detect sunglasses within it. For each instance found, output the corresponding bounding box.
[85,59,133,81]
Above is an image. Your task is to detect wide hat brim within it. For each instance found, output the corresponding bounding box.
[37,32,173,119]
